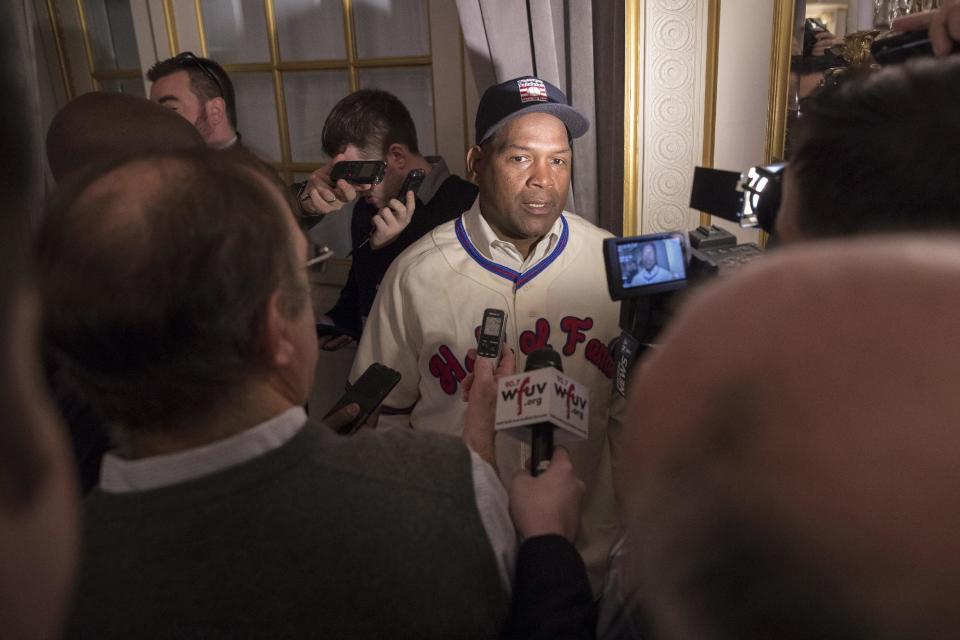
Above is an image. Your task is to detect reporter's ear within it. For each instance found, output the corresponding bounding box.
[206,97,227,127]
[386,143,407,171]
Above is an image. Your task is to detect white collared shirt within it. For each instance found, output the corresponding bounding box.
[417,156,451,205]
[214,134,239,150]
[462,207,564,273]
[99,407,516,592]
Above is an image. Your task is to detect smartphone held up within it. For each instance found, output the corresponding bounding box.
[323,363,401,436]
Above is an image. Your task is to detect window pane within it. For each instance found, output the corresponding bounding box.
[352,0,429,59]
[100,77,146,97]
[275,0,346,61]
[201,0,270,64]
[284,71,351,163]
[82,0,141,71]
[232,73,281,161]
[358,67,435,155]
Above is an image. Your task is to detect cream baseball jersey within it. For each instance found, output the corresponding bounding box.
[351,200,623,591]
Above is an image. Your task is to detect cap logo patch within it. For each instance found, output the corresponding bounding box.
[518,78,548,103]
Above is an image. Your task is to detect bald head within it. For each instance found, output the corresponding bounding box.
[38,150,309,433]
[46,92,204,183]
[622,236,960,639]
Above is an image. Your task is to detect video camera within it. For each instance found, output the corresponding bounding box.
[606,162,780,396]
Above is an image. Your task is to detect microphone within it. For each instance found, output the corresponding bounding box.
[494,348,590,477]
[527,349,562,476]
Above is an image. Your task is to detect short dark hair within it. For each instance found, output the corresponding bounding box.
[321,89,419,157]
[147,53,237,130]
[37,150,308,433]
[790,57,960,239]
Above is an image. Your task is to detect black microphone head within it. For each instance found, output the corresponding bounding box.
[525,348,563,373]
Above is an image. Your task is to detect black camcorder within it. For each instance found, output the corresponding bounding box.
[604,227,765,396]
[606,162,777,396]
[604,231,693,397]
[690,163,786,235]
[603,232,688,301]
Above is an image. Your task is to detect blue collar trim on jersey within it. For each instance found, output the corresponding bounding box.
[380,402,416,416]
[455,215,569,290]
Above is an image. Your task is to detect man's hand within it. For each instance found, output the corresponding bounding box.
[370,190,416,250]
[892,2,960,57]
[322,402,382,433]
[509,448,585,542]
[461,347,515,467]
[811,29,842,57]
[318,334,355,351]
[316,315,357,352]
[300,153,372,216]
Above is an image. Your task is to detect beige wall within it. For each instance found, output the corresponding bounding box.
[711,0,774,244]
[625,0,779,242]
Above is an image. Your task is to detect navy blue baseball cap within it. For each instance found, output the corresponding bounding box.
[475,76,590,145]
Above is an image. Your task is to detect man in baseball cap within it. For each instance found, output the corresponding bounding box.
[352,75,624,593]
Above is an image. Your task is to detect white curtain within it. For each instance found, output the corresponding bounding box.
[456,0,601,226]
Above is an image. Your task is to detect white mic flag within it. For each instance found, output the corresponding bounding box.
[494,368,589,442]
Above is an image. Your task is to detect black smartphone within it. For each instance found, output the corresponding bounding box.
[323,363,402,435]
[477,308,506,359]
[396,168,426,200]
[330,160,387,185]
[315,323,360,341]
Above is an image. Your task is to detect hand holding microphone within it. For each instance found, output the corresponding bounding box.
[509,447,585,542]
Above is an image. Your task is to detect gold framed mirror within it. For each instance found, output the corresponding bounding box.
[768,0,802,165]
[621,0,805,238]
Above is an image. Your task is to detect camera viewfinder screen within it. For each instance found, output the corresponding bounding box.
[618,236,686,289]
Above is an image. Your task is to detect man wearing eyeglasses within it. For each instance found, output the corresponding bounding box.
[147,52,240,150]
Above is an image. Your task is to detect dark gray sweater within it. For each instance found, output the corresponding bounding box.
[66,420,508,639]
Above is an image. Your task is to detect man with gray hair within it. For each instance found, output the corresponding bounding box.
[41,149,512,639]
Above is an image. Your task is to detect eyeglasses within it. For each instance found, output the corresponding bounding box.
[172,51,225,99]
